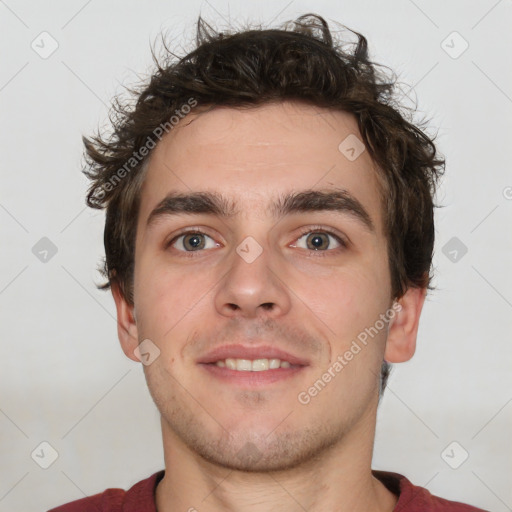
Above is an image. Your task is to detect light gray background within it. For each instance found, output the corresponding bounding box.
[1,1,511,511]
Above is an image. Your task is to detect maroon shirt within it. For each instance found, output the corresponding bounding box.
[48,469,489,511]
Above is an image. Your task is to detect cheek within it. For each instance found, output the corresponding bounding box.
[133,260,169,334]
[304,257,391,349]
[134,257,214,343]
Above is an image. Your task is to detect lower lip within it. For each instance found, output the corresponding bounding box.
[198,363,306,386]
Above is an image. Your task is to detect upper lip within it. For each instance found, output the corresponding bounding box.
[197,344,309,366]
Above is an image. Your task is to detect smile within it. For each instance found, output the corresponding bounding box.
[213,358,294,371]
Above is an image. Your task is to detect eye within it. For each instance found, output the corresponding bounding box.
[169,230,218,252]
[166,227,347,256]
[292,228,346,252]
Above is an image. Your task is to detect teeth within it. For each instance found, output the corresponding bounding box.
[216,358,293,371]
[269,358,281,369]
[236,359,252,371]
[251,359,268,371]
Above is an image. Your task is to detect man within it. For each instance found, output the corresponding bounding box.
[49,13,488,512]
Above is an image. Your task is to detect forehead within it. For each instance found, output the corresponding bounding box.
[137,101,384,233]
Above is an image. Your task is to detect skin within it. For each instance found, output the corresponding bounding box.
[112,101,426,512]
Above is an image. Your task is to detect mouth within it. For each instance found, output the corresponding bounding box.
[197,345,309,386]
[196,344,309,366]
[198,361,306,386]
[210,357,298,371]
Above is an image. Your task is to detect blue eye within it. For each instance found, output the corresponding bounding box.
[166,227,347,257]
[293,230,345,251]
[170,231,218,252]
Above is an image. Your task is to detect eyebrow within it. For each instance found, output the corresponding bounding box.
[146,189,375,233]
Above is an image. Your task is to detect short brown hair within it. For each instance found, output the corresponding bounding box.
[83,13,444,311]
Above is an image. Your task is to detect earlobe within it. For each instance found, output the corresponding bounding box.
[384,287,427,363]
[111,282,140,362]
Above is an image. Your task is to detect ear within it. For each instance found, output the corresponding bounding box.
[111,281,140,362]
[384,287,427,363]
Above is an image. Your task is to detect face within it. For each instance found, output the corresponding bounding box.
[114,101,419,472]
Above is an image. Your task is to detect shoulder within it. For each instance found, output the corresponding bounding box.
[47,470,164,512]
[48,488,122,512]
[372,470,490,512]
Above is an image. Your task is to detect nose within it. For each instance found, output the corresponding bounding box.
[213,237,292,320]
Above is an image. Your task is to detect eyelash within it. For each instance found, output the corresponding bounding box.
[166,225,348,259]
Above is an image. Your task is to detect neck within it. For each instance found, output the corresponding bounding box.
[155,409,398,512]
